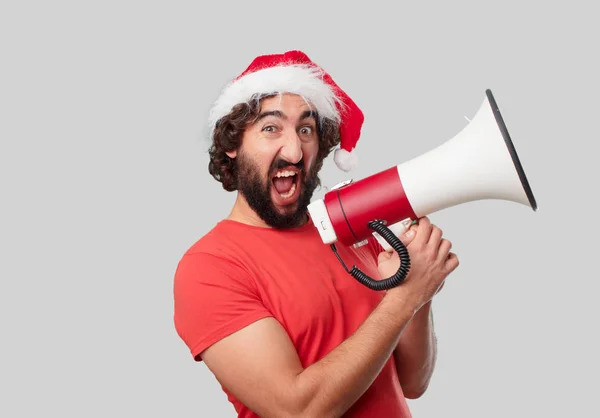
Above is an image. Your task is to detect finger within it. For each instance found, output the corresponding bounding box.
[436,238,452,261]
[444,252,459,272]
[413,216,432,245]
[399,224,418,246]
[428,224,443,246]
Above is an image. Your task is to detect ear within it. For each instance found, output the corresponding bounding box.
[226,149,237,159]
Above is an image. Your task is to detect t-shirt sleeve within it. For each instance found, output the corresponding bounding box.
[173,251,273,361]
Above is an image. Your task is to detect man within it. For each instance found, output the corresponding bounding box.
[173,50,459,417]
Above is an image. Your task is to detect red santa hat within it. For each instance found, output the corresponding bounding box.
[207,50,364,172]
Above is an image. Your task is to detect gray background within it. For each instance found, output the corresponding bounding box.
[2,1,599,417]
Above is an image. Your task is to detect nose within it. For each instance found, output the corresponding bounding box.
[279,130,303,164]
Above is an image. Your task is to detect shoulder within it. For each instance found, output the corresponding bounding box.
[174,220,255,287]
[180,220,252,262]
[184,220,234,254]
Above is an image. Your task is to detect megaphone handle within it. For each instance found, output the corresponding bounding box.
[373,218,414,252]
[330,220,411,291]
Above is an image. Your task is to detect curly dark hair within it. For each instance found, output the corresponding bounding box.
[208,93,341,191]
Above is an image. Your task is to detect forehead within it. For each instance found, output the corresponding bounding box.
[259,93,315,115]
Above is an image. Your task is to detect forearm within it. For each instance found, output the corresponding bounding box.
[292,294,417,418]
[393,301,437,398]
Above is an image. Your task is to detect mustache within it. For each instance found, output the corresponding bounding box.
[271,158,304,173]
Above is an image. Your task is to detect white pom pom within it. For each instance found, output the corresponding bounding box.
[333,147,357,172]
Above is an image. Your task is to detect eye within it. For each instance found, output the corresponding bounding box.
[262,125,278,133]
[299,126,313,135]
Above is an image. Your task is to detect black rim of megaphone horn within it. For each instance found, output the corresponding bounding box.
[486,89,537,211]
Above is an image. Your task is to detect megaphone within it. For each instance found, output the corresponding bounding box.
[307,89,537,291]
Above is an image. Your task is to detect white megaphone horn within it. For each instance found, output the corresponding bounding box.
[307,89,537,291]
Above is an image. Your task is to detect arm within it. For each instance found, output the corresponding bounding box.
[393,300,437,399]
[200,291,419,418]
[377,217,452,399]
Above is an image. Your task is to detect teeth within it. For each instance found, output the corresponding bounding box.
[279,183,296,198]
[275,170,296,178]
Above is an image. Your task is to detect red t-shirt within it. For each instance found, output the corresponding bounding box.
[173,216,412,417]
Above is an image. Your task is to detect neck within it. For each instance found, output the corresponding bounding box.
[227,192,309,228]
[227,193,269,227]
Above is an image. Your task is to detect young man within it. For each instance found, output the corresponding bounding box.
[173,50,459,417]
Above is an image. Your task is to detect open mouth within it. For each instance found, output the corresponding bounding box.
[271,168,300,200]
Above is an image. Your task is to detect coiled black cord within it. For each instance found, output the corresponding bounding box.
[330,220,411,291]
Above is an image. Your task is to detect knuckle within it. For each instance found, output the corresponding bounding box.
[451,254,459,267]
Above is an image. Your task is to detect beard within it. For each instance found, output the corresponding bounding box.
[235,150,320,229]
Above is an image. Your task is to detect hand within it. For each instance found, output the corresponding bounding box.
[378,217,459,311]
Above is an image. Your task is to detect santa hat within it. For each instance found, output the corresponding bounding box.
[207,50,364,172]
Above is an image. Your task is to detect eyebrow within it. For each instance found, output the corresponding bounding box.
[255,109,318,123]
[300,110,318,122]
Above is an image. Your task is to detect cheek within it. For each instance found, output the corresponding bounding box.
[247,144,278,169]
[305,155,315,171]
[303,143,319,169]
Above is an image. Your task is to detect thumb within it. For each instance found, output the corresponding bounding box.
[377,251,393,263]
[399,226,416,246]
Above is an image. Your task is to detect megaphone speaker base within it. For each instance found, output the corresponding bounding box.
[486,89,537,211]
